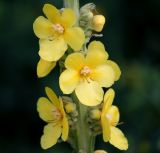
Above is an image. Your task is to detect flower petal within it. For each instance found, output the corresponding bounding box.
[59,69,80,94]
[60,8,76,28]
[61,116,69,141]
[86,49,108,68]
[109,126,128,150]
[33,16,53,39]
[101,115,111,142]
[41,123,62,149]
[43,4,60,23]
[37,97,55,122]
[102,89,115,116]
[64,27,85,51]
[39,38,67,62]
[45,87,60,108]
[94,150,108,153]
[88,41,107,54]
[91,64,115,87]
[106,60,121,81]
[75,81,104,106]
[37,58,56,78]
[65,53,85,70]
[57,98,69,141]
[107,106,120,126]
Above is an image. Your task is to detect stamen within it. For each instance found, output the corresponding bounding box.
[52,24,64,34]
[80,66,92,76]
[51,108,62,121]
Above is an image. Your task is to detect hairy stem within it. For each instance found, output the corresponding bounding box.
[63,0,95,152]
[72,93,95,153]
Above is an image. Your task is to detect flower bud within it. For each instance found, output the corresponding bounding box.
[90,109,101,120]
[65,103,76,113]
[94,150,108,153]
[80,3,95,29]
[92,15,105,32]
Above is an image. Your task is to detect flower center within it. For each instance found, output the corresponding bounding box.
[52,23,64,34]
[52,108,62,121]
[80,66,92,77]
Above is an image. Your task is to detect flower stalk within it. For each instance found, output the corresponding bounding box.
[72,93,95,153]
[63,1,96,152]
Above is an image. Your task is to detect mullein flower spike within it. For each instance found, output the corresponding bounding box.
[34,1,128,153]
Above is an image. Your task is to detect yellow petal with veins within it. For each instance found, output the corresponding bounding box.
[33,16,53,39]
[41,123,61,149]
[91,64,115,87]
[37,58,56,78]
[43,4,60,23]
[75,81,104,106]
[106,60,121,81]
[59,69,80,94]
[109,126,128,150]
[39,38,67,62]
[64,27,85,51]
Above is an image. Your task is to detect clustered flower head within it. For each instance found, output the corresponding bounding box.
[34,2,128,152]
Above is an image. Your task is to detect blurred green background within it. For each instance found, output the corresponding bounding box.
[0,0,160,153]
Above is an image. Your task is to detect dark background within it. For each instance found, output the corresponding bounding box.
[0,0,160,153]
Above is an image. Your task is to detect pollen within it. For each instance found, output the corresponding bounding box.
[80,66,92,76]
[52,23,64,34]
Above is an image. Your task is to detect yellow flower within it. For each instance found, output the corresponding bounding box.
[37,87,69,149]
[59,41,121,106]
[101,89,128,150]
[33,4,85,77]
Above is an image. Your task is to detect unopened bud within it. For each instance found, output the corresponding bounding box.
[65,103,76,113]
[92,15,105,32]
[90,109,101,120]
[80,3,94,29]
[94,150,108,153]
